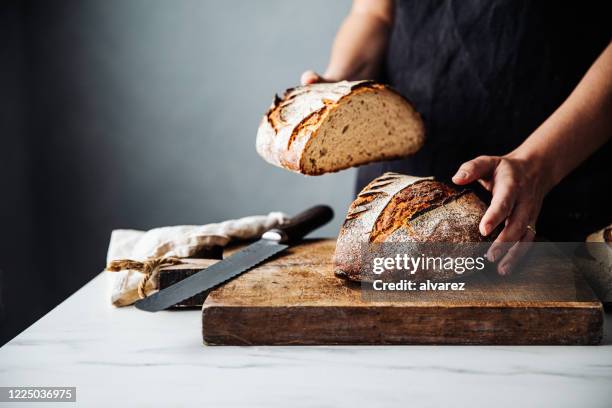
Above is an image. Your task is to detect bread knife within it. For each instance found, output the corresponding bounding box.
[135,205,334,312]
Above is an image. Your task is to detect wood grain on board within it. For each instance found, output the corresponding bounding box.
[200,239,603,345]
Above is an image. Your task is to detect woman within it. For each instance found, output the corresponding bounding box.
[302,0,611,274]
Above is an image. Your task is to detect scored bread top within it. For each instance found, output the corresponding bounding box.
[334,172,488,282]
[256,80,424,174]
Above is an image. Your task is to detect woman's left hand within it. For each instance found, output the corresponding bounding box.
[452,44,612,275]
[452,153,553,275]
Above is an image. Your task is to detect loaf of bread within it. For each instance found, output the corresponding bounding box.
[587,225,612,245]
[579,224,612,306]
[334,172,488,282]
[256,80,425,175]
[585,223,612,268]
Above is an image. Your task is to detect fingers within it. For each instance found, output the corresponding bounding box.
[477,178,493,192]
[486,196,532,261]
[453,154,543,276]
[487,190,541,278]
[301,70,324,85]
[479,166,520,236]
[496,196,533,244]
[452,156,499,185]
[496,227,535,275]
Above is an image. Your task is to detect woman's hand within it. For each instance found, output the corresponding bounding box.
[300,70,336,85]
[300,0,393,85]
[454,43,612,274]
[452,153,554,275]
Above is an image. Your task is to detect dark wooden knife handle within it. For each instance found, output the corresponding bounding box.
[263,205,334,244]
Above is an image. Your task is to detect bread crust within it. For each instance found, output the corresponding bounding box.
[585,224,612,262]
[587,225,612,244]
[256,81,425,175]
[334,172,488,282]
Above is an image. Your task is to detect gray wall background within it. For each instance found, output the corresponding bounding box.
[0,0,354,344]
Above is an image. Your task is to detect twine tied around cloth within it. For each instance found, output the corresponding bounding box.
[107,257,183,299]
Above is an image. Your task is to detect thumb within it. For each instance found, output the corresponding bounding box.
[301,70,326,85]
[452,156,499,185]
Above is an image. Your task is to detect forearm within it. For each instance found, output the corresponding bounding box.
[324,0,393,81]
[510,42,612,191]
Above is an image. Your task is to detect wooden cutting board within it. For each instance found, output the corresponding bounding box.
[201,239,603,345]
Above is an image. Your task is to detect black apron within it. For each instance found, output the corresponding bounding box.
[357,0,611,241]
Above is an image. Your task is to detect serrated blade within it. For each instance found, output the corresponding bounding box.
[135,239,288,312]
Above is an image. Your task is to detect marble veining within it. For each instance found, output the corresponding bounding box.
[0,273,611,408]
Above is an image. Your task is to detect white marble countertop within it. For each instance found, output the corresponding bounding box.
[1,273,611,408]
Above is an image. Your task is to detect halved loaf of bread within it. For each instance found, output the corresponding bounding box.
[256,80,425,175]
[334,172,488,282]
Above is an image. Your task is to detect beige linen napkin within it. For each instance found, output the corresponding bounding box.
[105,212,288,306]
